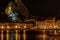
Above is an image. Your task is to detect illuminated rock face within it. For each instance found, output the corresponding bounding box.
[0,0,29,22]
[8,12,20,21]
[4,1,25,22]
[5,0,29,16]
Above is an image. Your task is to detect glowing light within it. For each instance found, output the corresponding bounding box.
[8,12,20,21]
[43,34,47,40]
[7,26,10,29]
[1,26,4,29]
[54,30,57,34]
[23,30,26,40]
[58,30,60,32]
[16,30,18,40]
[8,12,17,21]
[24,24,27,29]
[54,39,57,40]
[5,6,12,14]
[6,30,9,40]
[18,26,21,28]
[15,26,18,28]
[1,30,4,40]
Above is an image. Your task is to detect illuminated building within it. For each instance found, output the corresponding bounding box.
[55,20,60,27]
[45,17,55,29]
[35,21,45,29]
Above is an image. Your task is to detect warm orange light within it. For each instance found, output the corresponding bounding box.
[45,20,54,27]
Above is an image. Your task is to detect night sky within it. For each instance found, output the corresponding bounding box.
[22,0,60,17]
[0,0,60,18]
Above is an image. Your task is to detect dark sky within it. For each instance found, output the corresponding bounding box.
[0,0,60,17]
[22,0,60,17]
[0,0,60,22]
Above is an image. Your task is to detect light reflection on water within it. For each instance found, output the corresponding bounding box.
[0,30,60,40]
[26,30,60,40]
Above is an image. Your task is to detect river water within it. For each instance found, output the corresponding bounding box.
[0,29,60,40]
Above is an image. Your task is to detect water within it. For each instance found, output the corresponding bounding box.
[0,29,60,40]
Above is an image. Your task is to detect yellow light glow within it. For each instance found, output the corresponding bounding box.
[18,26,21,28]
[23,30,26,40]
[1,30,4,40]
[5,6,12,14]
[16,26,18,28]
[24,24,27,29]
[16,30,18,40]
[43,34,47,40]
[1,26,4,29]
[6,30,9,40]
[7,26,10,29]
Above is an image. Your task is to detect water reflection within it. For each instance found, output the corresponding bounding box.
[9,30,16,40]
[49,30,53,35]
[26,30,60,40]
[0,30,60,40]
[49,37,53,40]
